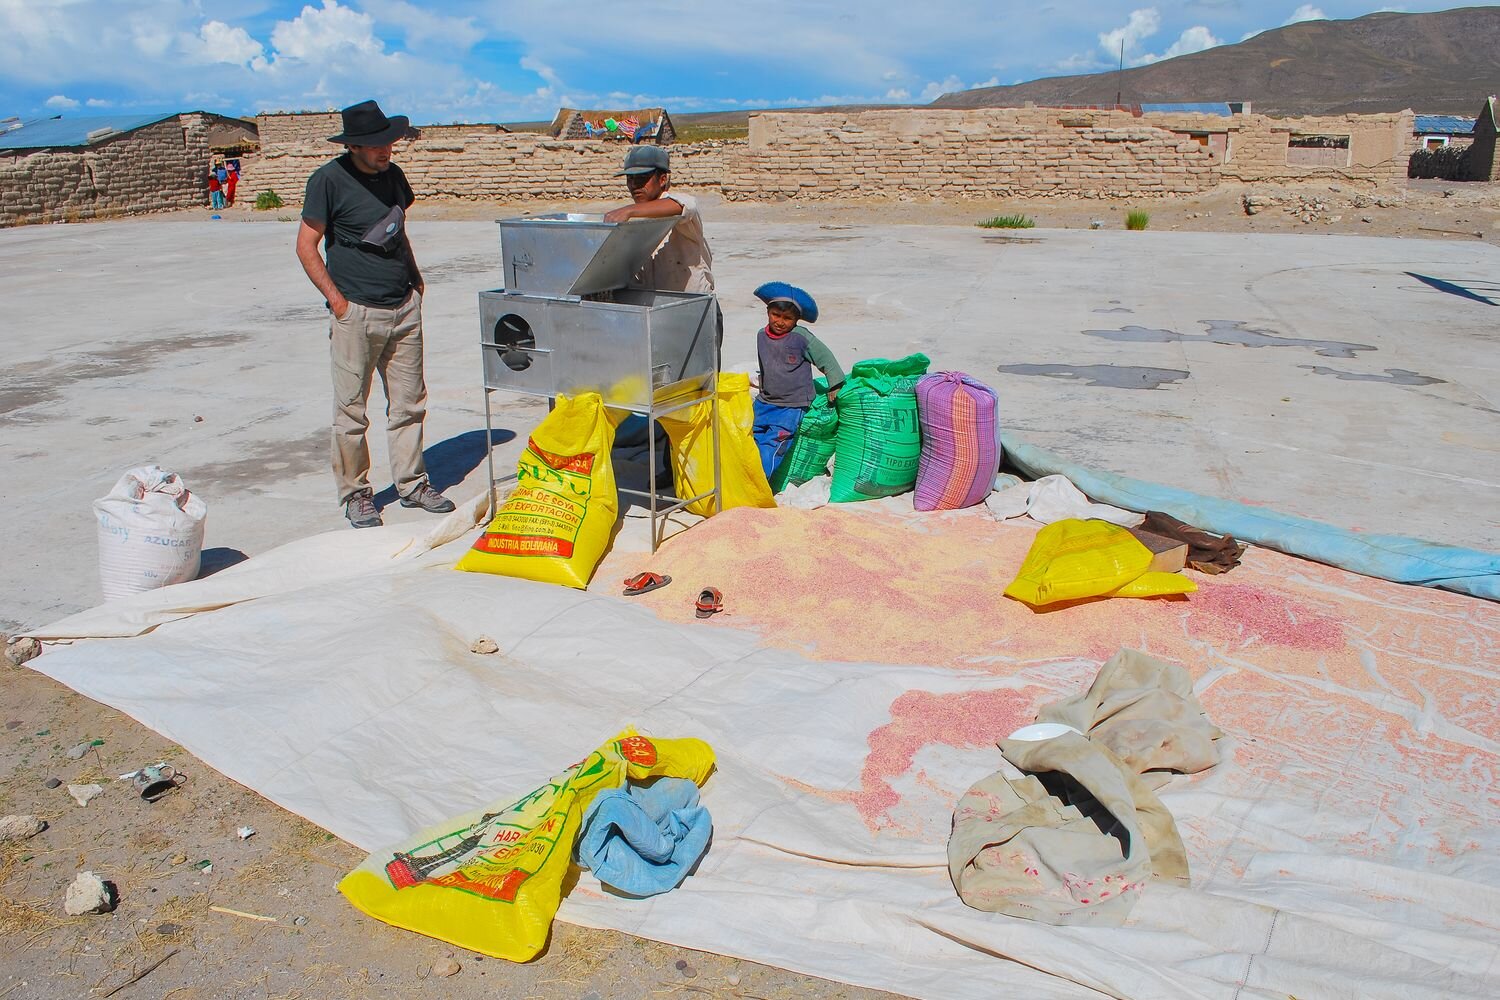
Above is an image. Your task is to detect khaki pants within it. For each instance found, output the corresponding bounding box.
[329,291,429,505]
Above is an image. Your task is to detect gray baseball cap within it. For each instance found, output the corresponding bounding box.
[617,145,670,176]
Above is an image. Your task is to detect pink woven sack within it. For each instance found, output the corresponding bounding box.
[913,372,1000,511]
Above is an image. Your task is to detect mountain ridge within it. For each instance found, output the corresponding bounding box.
[931,7,1500,116]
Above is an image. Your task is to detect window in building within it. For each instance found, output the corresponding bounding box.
[1286,133,1351,167]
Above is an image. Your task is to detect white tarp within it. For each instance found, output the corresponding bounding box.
[27,502,1500,1000]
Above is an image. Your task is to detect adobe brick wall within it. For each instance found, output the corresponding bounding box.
[256,112,342,150]
[1215,111,1415,186]
[721,109,1221,200]
[247,107,1410,206]
[240,132,730,206]
[0,114,211,227]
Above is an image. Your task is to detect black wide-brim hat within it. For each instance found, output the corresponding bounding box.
[328,100,410,146]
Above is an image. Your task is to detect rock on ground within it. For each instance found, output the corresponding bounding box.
[64,871,114,915]
[0,814,46,842]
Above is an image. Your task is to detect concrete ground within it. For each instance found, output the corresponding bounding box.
[2,210,1496,632]
[2,201,1497,1000]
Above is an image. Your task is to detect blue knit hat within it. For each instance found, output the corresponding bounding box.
[753,281,818,323]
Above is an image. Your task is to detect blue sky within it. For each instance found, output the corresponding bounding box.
[2,2,1493,123]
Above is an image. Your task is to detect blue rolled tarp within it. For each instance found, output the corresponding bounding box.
[1001,434,1500,602]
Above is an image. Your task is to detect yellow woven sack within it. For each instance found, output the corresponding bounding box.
[656,372,775,517]
[1004,518,1197,606]
[455,393,617,589]
[339,730,715,962]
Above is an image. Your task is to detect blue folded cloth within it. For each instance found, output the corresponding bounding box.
[575,777,712,897]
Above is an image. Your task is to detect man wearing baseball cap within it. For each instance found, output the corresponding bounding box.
[604,145,717,307]
[295,99,454,529]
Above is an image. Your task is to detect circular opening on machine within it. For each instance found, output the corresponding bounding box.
[494,314,535,371]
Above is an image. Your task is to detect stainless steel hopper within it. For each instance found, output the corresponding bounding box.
[497,213,680,296]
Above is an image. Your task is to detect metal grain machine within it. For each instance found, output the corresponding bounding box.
[478,213,721,549]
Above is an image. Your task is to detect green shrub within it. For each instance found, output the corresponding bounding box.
[977,213,1036,229]
[254,189,285,211]
[1125,210,1150,231]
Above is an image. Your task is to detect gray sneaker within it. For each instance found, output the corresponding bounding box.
[344,489,382,528]
[400,482,456,513]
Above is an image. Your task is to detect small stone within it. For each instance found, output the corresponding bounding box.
[674,960,687,971]
[3,636,42,666]
[66,742,91,760]
[0,814,46,843]
[194,415,204,422]
[292,915,307,926]
[5,720,20,730]
[64,871,114,915]
[431,957,461,978]
[681,965,698,979]
[44,778,62,789]
[236,826,256,840]
[68,783,103,807]
[169,853,187,866]
[725,972,742,987]
[155,922,181,935]
[469,636,499,655]
[1361,216,1374,223]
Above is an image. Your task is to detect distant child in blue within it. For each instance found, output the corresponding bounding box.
[751,281,845,481]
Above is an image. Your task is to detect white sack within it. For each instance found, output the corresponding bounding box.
[94,466,207,600]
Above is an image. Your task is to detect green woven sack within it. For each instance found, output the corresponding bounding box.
[829,354,930,503]
[770,378,838,492]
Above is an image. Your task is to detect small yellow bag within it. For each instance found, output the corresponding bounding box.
[455,393,617,589]
[656,373,775,517]
[1004,518,1197,606]
[339,730,715,962]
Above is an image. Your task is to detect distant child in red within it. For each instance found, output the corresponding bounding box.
[207,170,224,210]
[224,163,239,206]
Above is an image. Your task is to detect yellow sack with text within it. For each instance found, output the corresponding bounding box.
[656,373,775,517]
[1004,518,1197,606]
[455,393,617,589]
[339,730,715,962]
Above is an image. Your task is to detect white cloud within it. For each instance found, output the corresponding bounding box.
[1055,52,1107,73]
[1098,7,1162,62]
[918,75,997,101]
[45,94,79,109]
[1137,25,1222,64]
[520,56,564,90]
[270,0,382,62]
[85,98,112,107]
[191,20,267,68]
[1284,5,1326,24]
[362,0,482,50]
[884,87,911,101]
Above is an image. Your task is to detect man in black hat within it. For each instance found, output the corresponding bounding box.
[295,99,454,528]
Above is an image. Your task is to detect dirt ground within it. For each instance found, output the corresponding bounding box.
[2,175,1496,1000]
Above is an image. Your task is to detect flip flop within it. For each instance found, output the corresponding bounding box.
[622,572,671,596]
[695,587,723,619]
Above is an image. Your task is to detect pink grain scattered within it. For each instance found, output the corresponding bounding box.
[1187,582,1345,651]
[854,686,1046,827]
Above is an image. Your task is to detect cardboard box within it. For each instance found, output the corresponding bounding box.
[1126,526,1188,574]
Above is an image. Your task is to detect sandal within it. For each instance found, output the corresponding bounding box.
[695,587,723,619]
[622,572,671,596]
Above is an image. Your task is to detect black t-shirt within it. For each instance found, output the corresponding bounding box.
[302,154,416,308]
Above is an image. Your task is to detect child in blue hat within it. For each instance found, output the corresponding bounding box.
[751,281,846,481]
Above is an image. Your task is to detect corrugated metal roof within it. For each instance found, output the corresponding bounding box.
[1414,114,1476,135]
[1141,103,1233,117]
[0,112,179,150]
